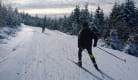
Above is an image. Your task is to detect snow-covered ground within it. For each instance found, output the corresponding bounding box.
[0,25,138,80]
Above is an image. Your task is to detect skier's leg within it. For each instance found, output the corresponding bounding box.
[42,28,44,33]
[78,48,83,67]
[86,48,99,70]
[86,48,95,63]
[42,27,45,33]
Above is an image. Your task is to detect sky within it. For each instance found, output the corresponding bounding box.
[4,0,138,18]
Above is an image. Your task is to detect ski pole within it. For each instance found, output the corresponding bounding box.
[97,47,126,63]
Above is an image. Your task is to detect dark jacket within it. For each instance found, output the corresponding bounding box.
[78,28,98,48]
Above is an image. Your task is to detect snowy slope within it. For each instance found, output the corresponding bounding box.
[0,25,138,80]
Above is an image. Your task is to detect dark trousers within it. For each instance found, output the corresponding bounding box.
[78,47,96,64]
[42,28,45,33]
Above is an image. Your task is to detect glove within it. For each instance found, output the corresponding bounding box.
[93,44,97,47]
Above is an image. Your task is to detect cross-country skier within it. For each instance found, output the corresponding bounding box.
[78,22,99,70]
[41,24,46,33]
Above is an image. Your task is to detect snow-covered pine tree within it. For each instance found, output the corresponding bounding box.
[105,0,138,53]
[136,8,138,26]
[0,1,7,26]
[89,11,93,28]
[109,2,121,29]
[99,9,104,32]
[93,6,104,33]
[118,0,136,38]
[61,15,72,33]
[105,2,122,50]
[120,0,136,27]
[118,0,138,55]
[5,6,15,26]
[14,8,21,26]
[71,5,81,35]
[80,4,90,24]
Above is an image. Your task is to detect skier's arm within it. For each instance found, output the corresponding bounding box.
[78,30,82,48]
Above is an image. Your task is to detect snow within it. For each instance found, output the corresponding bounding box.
[0,24,138,80]
[0,26,21,44]
[127,44,138,56]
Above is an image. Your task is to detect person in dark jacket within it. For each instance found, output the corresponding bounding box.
[41,24,46,33]
[78,22,99,70]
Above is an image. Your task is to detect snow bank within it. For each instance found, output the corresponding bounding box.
[0,26,21,44]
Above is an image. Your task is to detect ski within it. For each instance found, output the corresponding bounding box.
[97,70,105,80]
[68,59,105,80]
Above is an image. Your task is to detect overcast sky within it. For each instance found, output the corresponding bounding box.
[5,0,138,17]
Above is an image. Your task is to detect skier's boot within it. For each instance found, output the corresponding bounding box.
[78,61,82,67]
[94,63,99,71]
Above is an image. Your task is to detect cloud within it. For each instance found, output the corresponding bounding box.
[11,0,118,9]
[10,0,138,9]
[9,0,138,17]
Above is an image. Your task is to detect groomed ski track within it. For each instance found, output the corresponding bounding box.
[0,25,138,80]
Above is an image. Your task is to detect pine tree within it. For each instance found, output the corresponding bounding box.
[0,1,7,26]
[120,0,136,27]
[14,8,21,25]
[73,5,81,24]
[80,4,90,24]
[136,8,138,26]
[93,6,104,33]
[121,0,138,55]
[118,0,137,43]
[109,2,121,29]
[71,5,81,35]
